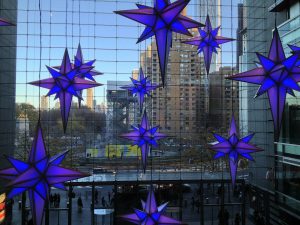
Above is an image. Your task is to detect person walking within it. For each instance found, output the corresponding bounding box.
[77,196,83,213]
[57,193,61,208]
[235,213,241,225]
[27,218,34,225]
[95,189,98,204]
[101,196,107,208]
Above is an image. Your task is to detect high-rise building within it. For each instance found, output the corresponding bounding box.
[236,3,244,70]
[240,0,300,223]
[209,67,239,132]
[54,101,60,109]
[40,95,48,111]
[270,0,300,223]
[132,68,139,80]
[86,89,94,109]
[0,0,17,195]
[140,29,207,142]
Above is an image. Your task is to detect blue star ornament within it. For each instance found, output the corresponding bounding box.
[210,116,263,187]
[74,43,103,81]
[120,111,166,171]
[115,0,203,86]
[121,67,159,112]
[29,48,102,132]
[227,29,300,140]
[182,15,234,74]
[120,189,182,225]
[0,122,88,225]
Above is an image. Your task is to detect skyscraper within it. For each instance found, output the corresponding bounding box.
[209,67,239,132]
[40,95,48,111]
[132,68,139,80]
[0,0,17,171]
[86,89,94,109]
[239,0,300,223]
[140,29,207,142]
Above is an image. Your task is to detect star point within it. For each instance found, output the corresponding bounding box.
[0,18,15,26]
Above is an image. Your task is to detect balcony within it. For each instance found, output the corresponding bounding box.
[278,15,300,45]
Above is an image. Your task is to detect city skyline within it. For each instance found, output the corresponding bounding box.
[15,0,241,108]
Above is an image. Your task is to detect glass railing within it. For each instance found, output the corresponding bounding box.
[278,15,300,38]
[275,142,300,156]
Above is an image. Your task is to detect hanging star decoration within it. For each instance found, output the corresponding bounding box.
[54,44,103,81]
[53,44,103,107]
[227,28,300,140]
[182,15,234,74]
[120,111,166,171]
[121,67,159,113]
[120,188,182,225]
[210,115,263,186]
[0,122,88,225]
[29,48,101,132]
[0,18,14,26]
[115,0,203,86]
[74,43,103,81]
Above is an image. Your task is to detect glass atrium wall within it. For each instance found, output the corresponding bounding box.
[0,0,299,224]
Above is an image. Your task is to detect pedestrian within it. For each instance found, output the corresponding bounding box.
[101,196,106,208]
[95,189,98,204]
[218,209,224,225]
[50,194,53,207]
[53,193,57,207]
[77,196,83,213]
[27,218,34,225]
[224,209,229,225]
[235,213,241,225]
[191,197,195,211]
[57,193,61,207]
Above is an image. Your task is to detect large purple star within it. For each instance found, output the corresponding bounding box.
[182,15,234,74]
[0,18,14,26]
[120,111,166,171]
[120,189,182,225]
[227,29,300,140]
[210,115,263,187]
[121,67,159,112]
[115,0,203,86]
[29,48,102,132]
[0,122,88,225]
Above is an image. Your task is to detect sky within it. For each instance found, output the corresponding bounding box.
[15,0,242,107]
